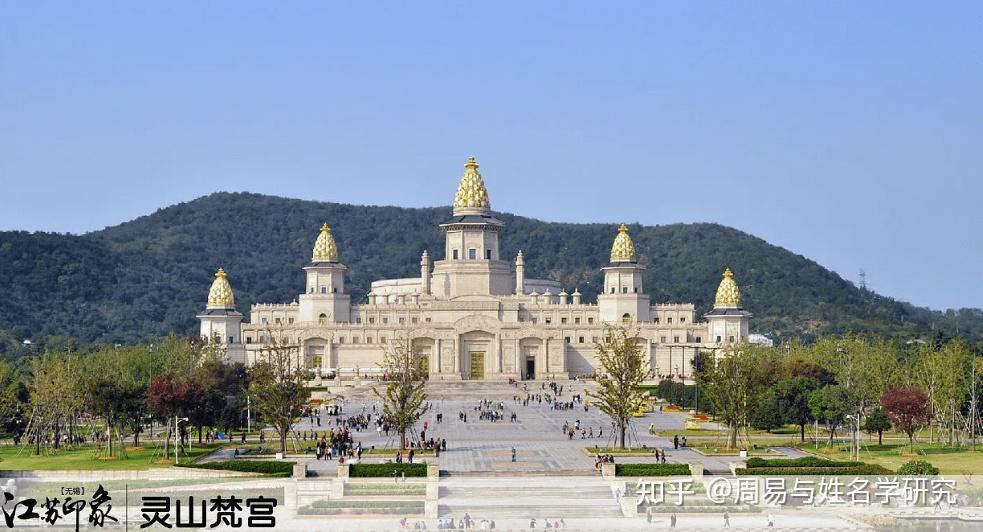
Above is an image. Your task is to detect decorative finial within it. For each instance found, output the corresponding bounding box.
[714,267,742,307]
[207,268,235,308]
[453,156,491,214]
[312,223,339,261]
[609,224,636,262]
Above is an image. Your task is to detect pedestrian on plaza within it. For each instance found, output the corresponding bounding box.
[670,513,676,528]
[723,511,730,528]
[511,447,517,462]
[681,436,687,448]
[673,435,679,450]
[767,514,774,527]
[646,506,652,523]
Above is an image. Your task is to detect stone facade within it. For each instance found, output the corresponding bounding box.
[199,157,751,382]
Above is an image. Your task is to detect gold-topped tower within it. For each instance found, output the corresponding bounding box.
[452,156,491,215]
[609,224,637,262]
[312,223,339,262]
[206,268,235,309]
[714,267,742,308]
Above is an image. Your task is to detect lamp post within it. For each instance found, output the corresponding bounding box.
[175,417,189,465]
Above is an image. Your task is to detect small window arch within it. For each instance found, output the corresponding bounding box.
[621,313,632,324]
[318,313,327,325]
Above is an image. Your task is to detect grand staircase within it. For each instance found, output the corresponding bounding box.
[437,475,621,519]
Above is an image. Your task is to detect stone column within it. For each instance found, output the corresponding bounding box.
[495,334,502,373]
[453,337,459,374]
[514,338,521,380]
[542,337,549,377]
[435,338,442,376]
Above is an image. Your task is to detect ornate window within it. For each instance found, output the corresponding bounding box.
[318,314,327,325]
[621,313,631,324]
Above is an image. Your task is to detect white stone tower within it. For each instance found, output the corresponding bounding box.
[430,156,513,297]
[705,267,751,344]
[197,268,246,362]
[298,223,351,323]
[598,224,651,323]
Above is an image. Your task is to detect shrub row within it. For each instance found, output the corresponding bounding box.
[615,463,692,476]
[349,463,427,478]
[737,464,894,476]
[745,457,864,469]
[178,460,295,476]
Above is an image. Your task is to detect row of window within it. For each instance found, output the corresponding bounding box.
[308,287,339,294]
[451,248,492,260]
[245,333,732,346]
[653,316,687,324]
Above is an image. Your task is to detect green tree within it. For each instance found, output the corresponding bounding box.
[749,391,784,433]
[587,325,649,449]
[248,335,310,454]
[694,342,773,449]
[808,385,854,446]
[25,352,84,454]
[916,340,970,446]
[774,376,818,442]
[374,338,428,450]
[863,407,891,446]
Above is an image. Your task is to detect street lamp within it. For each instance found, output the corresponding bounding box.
[175,417,189,465]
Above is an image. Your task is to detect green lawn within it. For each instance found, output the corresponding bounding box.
[799,442,983,475]
[0,443,220,471]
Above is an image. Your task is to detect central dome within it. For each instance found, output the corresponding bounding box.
[452,156,491,215]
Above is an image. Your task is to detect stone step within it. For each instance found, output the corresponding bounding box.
[437,504,621,519]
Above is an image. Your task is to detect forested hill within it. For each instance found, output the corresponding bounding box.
[1,192,980,354]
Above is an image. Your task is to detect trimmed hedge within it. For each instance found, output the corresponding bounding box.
[745,457,864,468]
[179,460,295,477]
[349,463,427,478]
[738,464,893,476]
[615,463,691,476]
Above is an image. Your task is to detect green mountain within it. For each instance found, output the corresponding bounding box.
[1,192,980,353]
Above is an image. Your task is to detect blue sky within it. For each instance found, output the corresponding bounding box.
[1,2,980,310]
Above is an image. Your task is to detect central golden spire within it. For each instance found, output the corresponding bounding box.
[714,267,742,307]
[452,156,491,214]
[609,224,636,262]
[206,268,235,309]
[312,223,339,261]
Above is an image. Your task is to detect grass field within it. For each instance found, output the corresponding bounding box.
[799,442,983,475]
[0,443,220,470]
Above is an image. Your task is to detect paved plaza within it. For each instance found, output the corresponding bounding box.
[291,380,733,474]
[297,380,778,476]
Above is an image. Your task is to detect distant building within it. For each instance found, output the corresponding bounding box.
[198,157,751,381]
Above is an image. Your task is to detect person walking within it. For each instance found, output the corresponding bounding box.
[511,447,517,462]
[673,435,679,450]
[723,511,731,528]
[670,513,676,528]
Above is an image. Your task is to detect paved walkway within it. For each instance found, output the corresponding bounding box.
[291,381,695,473]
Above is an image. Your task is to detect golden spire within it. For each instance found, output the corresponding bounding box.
[206,268,235,309]
[312,223,339,261]
[714,267,742,307]
[609,224,636,262]
[452,156,491,214]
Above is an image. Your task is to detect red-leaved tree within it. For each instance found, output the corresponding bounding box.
[148,373,205,453]
[880,387,932,453]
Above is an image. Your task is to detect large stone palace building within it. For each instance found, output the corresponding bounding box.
[198,157,750,381]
